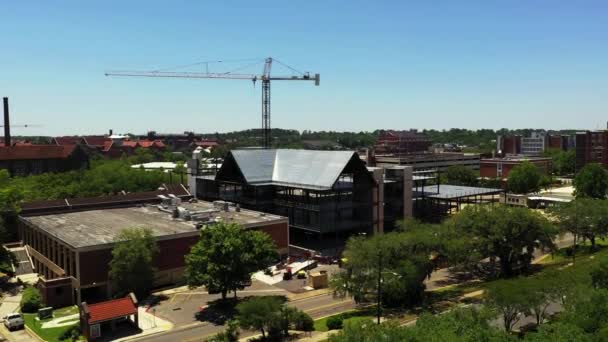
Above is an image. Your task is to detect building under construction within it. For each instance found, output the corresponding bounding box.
[191,149,414,251]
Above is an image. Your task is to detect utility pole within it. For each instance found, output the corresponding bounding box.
[377,251,382,325]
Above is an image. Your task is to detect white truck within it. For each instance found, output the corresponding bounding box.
[3,313,24,331]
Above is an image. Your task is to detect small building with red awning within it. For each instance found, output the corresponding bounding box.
[80,293,139,340]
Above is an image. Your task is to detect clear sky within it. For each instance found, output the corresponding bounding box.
[1,1,607,136]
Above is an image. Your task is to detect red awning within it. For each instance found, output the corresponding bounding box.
[87,296,137,324]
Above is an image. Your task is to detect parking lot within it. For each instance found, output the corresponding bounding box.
[149,280,289,327]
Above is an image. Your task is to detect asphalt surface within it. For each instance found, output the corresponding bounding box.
[140,292,355,342]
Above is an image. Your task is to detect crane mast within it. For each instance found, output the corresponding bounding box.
[105,57,319,148]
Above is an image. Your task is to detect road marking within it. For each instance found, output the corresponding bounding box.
[299,299,353,314]
[172,289,287,296]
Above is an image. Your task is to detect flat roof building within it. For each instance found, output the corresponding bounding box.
[367,151,480,172]
[18,193,288,307]
[480,156,552,179]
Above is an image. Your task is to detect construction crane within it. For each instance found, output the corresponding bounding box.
[105,57,320,148]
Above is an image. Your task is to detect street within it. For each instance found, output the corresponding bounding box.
[138,290,355,342]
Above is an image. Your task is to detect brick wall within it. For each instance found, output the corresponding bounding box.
[252,222,289,254]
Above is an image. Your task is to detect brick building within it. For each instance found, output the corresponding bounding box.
[375,130,432,155]
[0,145,89,176]
[575,131,608,171]
[18,187,288,307]
[497,133,573,157]
[480,156,553,179]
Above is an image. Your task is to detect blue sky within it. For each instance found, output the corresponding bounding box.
[1,1,607,136]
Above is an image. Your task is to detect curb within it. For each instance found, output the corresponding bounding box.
[288,289,333,302]
[24,325,45,342]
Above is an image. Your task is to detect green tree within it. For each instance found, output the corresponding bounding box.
[331,230,433,310]
[519,276,556,326]
[236,296,282,339]
[447,205,556,277]
[20,286,43,313]
[545,149,576,176]
[549,199,608,262]
[277,306,314,336]
[524,322,592,342]
[444,165,478,186]
[328,308,512,342]
[185,222,278,300]
[574,163,608,199]
[109,228,158,298]
[561,289,608,334]
[486,280,530,332]
[591,257,608,290]
[207,320,240,342]
[507,161,542,194]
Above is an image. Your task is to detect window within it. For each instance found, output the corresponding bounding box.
[90,324,101,338]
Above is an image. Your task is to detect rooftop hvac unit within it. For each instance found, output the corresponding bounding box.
[213,200,228,210]
[157,195,172,208]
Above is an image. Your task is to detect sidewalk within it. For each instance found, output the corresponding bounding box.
[0,291,34,342]
[0,292,22,319]
[114,307,174,342]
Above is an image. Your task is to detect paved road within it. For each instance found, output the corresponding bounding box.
[139,235,576,341]
[139,292,355,342]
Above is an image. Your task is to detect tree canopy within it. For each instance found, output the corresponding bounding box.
[544,148,575,176]
[507,161,542,194]
[574,163,608,199]
[444,165,479,186]
[446,205,556,277]
[331,226,435,308]
[235,296,313,340]
[109,227,159,298]
[328,308,512,342]
[185,221,278,300]
[549,199,608,264]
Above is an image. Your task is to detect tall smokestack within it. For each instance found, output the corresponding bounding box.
[3,97,10,147]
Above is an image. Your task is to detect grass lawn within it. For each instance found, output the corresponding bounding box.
[314,307,380,332]
[23,306,81,342]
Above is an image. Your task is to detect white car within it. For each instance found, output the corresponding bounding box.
[3,313,24,331]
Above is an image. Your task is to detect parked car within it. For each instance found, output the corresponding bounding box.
[3,313,24,331]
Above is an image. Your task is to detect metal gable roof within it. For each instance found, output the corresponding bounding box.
[230,149,358,190]
[231,150,277,183]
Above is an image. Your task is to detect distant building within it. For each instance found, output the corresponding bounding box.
[547,135,575,151]
[54,135,166,158]
[18,185,288,306]
[480,156,552,179]
[497,132,573,157]
[0,145,89,177]
[375,130,432,155]
[575,130,608,171]
[520,132,547,156]
[364,150,480,172]
[496,135,522,155]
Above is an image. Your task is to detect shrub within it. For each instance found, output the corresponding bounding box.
[326,315,344,330]
[294,311,315,332]
[20,287,43,313]
[59,325,81,341]
[207,320,239,342]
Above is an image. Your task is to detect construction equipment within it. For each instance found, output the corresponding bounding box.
[105,57,320,148]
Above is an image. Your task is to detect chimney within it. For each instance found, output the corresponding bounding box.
[3,97,10,147]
